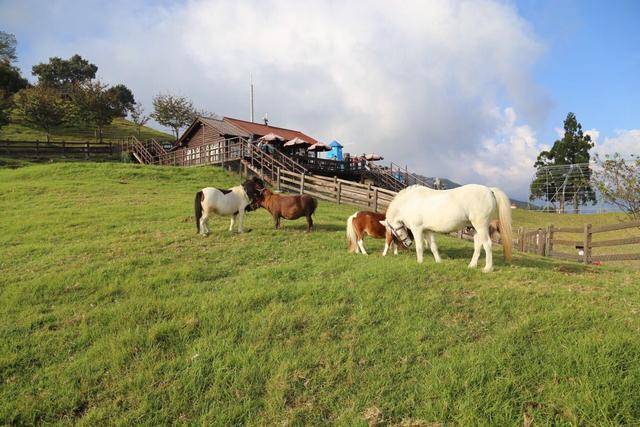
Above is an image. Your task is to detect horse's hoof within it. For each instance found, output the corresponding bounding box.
[482,267,493,273]
[468,263,477,269]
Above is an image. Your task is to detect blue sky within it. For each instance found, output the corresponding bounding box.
[517,0,640,142]
[1,0,638,198]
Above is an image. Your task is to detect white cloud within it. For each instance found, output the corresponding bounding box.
[1,0,553,199]
[584,128,600,145]
[594,129,640,158]
[463,107,546,197]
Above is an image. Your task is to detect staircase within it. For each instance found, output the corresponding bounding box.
[364,162,406,192]
[388,161,431,187]
[125,135,430,192]
[241,142,307,186]
[127,136,170,164]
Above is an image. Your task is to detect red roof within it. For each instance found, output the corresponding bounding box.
[223,117,319,145]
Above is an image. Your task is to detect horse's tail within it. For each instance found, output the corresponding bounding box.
[490,187,513,262]
[194,190,203,234]
[346,212,358,252]
[310,197,318,216]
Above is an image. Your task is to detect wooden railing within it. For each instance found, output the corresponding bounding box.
[254,167,396,212]
[513,220,640,264]
[0,140,122,159]
[388,161,431,187]
[365,162,406,192]
[290,155,368,174]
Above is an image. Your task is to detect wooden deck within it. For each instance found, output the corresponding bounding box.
[126,136,430,192]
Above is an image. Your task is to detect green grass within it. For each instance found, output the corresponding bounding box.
[0,117,173,143]
[1,162,640,425]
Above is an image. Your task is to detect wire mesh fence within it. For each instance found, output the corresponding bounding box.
[528,162,614,214]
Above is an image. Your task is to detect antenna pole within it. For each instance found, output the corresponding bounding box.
[250,73,254,123]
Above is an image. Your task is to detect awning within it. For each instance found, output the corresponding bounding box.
[308,142,331,152]
[259,132,286,142]
[283,137,311,147]
[365,153,384,161]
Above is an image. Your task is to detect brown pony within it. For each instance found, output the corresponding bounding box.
[346,211,412,255]
[258,188,318,231]
[465,219,502,242]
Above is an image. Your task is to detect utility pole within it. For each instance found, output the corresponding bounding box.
[250,72,255,123]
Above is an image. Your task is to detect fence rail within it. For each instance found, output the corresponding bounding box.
[0,140,123,159]
[511,221,640,264]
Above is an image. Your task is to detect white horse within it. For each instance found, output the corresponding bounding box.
[194,178,264,235]
[382,184,512,272]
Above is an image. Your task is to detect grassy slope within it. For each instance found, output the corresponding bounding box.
[1,163,639,425]
[0,117,173,142]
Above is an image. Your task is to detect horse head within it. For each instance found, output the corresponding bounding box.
[242,177,266,211]
[380,219,413,247]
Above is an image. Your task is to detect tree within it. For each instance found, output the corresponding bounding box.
[529,112,596,213]
[70,81,122,142]
[0,31,28,131]
[151,94,198,140]
[32,54,97,90]
[0,31,17,64]
[593,153,640,220]
[107,84,135,117]
[129,102,149,138]
[13,85,70,142]
[0,90,11,128]
[1,63,29,95]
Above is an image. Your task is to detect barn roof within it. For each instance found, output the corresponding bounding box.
[223,117,320,145]
[174,116,321,149]
[174,116,250,149]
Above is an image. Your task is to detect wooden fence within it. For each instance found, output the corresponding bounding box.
[268,168,396,212]
[0,140,123,160]
[514,220,640,264]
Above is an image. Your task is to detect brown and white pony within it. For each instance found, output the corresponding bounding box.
[465,219,502,242]
[346,211,412,255]
[194,177,264,235]
[258,188,317,232]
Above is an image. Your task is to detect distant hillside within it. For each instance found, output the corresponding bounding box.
[0,117,173,143]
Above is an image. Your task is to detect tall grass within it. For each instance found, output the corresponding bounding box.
[1,162,639,425]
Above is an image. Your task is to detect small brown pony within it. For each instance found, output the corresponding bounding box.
[465,219,502,242]
[346,211,413,255]
[258,188,318,231]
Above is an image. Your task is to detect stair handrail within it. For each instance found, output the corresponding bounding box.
[366,161,405,191]
[389,161,431,187]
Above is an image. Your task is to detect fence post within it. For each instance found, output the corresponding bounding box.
[583,224,592,264]
[537,229,546,256]
[277,167,281,191]
[35,140,39,159]
[85,142,90,160]
[62,140,66,158]
[373,188,378,212]
[546,225,554,256]
[337,181,342,204]
[300,173,305,194]
[518,227,525,252]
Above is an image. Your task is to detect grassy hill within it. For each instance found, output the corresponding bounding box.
[1,162,639,425]
[0,117,173,143]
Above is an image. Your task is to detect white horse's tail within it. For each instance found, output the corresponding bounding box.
[490,187,513,262]
[346,213,358,252]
